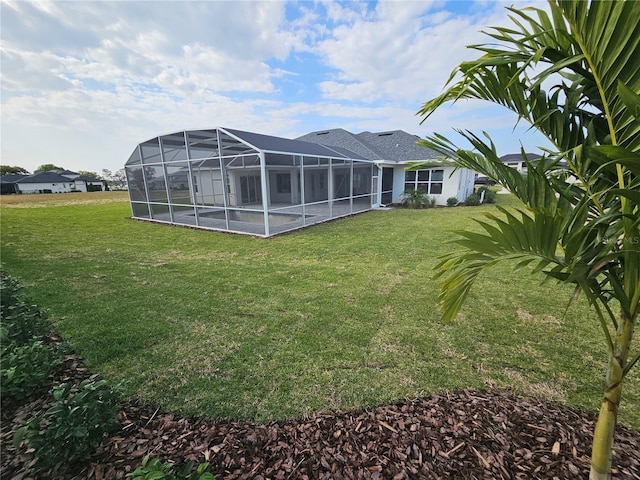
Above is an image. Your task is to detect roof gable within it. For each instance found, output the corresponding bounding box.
[298,128,440,162]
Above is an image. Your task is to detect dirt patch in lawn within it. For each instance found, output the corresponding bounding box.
[2,350,639,480]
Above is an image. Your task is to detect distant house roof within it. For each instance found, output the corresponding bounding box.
[16,171,75,184]
[297,128,440,162]
[499,153,569,171]
[0,174,28,184]
[499,153,542,163]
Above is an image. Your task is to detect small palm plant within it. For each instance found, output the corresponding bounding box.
[401,189,435,209]
[416,2,639,479]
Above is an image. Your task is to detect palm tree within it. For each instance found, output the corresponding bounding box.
[416,2,639,479]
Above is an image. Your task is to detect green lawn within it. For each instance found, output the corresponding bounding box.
[1,192,638,429]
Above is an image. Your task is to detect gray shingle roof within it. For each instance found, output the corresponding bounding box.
[0,174,28,184]
[356,130,439,161]
[296,129,386,160]
[297,128,440,162]
[499,153,542,163]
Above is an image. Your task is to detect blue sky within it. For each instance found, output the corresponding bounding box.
[1,0,552,174]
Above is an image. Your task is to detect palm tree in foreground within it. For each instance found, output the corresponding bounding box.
[416,1,639,479]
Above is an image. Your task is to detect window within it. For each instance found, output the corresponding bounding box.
[405,169,444,195]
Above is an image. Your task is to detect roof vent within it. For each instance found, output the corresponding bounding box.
[377,132,393,137]
[317,131,329,135]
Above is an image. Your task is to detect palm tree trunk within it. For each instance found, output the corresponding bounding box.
[589,313,635,480]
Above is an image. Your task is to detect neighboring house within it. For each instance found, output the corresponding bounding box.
[15,171,77,194]
[0,174,28,194]
[11,170,104,194]
[124,126,475,237]
[72,175,105,192]
[298,129,475,206]
[475,153,543,184]
[499,153,542,174]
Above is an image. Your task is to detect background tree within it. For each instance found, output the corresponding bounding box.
[33,164,64,173]
[78,170,102,179]
[0,165,29,175]
[101,169,127,190]
[416,2,639,479]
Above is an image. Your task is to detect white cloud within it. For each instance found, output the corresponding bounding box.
[313,1,510,103]
[1,0,554,173]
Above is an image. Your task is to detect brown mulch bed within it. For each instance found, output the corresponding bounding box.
[2,350,639,480]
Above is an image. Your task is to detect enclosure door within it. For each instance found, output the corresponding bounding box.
[305,171,328,202]
[240,175,262,204]
[333,170,350,199]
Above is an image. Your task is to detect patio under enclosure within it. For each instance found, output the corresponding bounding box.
[125,127,378,237]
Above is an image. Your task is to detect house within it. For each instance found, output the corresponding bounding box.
[475,153,543,185]
[499,153,542,174]
[474,153,572,186]
[0,174,28,194]
[124,127,474,237]
[14,171,77,194]
[297,129,475,206]
[11,170,104,194]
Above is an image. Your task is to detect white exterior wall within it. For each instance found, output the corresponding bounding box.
[431,167,473,205]
[16,182,74,194]
[192,169,225,206]
[456,168,476,202]
[391,165,406,203]
[73,180,88,192]
[389,165,475,205]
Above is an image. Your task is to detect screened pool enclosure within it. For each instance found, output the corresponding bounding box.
[125,128,378,236]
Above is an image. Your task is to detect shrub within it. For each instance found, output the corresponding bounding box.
[14,375,121,469]
[464,192,481,206]
[127,456,216,480]
[0,271,51,348]
[401,189,436,209]
[1,341,64,405]
[477,186,497,204]
[446,197,459,207]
